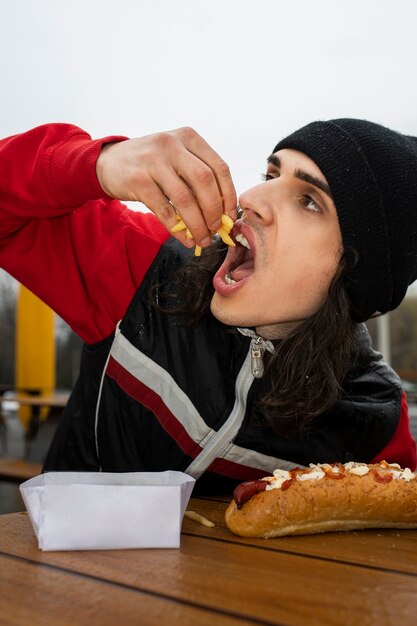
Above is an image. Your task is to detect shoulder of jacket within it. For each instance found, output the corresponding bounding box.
[348,323,402,392]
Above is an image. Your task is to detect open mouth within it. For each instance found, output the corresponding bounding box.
[213,223,256,294]
[224,232,254,284]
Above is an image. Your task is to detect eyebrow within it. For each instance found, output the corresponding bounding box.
[267,154,333,199]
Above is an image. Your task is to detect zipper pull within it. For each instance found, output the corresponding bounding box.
[251,337,265,378]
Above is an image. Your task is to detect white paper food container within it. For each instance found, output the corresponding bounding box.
[20,471,195,551]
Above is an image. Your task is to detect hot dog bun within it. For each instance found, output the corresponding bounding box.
[225,462,417,538]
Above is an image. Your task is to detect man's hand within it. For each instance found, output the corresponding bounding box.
[96,127,237,248]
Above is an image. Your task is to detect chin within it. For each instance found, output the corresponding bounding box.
[210,293,312,337]
[210,293,257,328]
[210,294,242,327]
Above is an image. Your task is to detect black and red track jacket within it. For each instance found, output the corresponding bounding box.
[0,124,415,493]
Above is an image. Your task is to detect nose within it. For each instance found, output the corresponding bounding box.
[238,183,274,225]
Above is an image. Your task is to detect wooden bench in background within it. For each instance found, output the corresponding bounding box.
[0,457,42,483]
[0,390,69,473]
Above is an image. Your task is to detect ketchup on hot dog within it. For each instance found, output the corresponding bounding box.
[232,462,401,508]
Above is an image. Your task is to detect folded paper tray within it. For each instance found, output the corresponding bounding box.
[20,471,195,551]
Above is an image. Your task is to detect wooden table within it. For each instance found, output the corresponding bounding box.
[15,394,70,409]
[14,393,70,455]
[0,457,43,483]
[1,496,417,625]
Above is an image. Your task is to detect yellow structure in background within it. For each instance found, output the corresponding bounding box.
[15,285,55,430]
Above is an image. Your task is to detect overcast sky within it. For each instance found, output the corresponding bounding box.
[2,0,417,194]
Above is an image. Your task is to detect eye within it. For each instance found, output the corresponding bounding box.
[261,172,278,182]
[300,194,323,214]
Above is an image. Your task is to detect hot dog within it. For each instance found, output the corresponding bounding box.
[225,461,417,538]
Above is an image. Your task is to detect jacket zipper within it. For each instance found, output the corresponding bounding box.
[185,343,256,480]
[251,335,265,378]
[96,328,270,478]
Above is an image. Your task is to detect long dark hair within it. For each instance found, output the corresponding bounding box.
[152,239,362,436]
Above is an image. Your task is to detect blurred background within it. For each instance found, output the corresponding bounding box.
[1,0,417,511]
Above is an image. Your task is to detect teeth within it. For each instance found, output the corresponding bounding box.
[235,233,250,249]
[225,273,237,285]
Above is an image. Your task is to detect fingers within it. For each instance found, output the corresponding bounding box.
[174,127,238,222]
[172,214,235,257]
[96,127,237,249]
[154,165,214,246]
[135,178,196,249]
[154,128,237,246]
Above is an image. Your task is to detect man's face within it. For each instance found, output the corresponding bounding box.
[210,148,343,339]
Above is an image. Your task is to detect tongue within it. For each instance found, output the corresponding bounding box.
[230,259,255,282]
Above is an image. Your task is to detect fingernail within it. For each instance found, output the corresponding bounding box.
[200,236,212,247]
[210,219,222,231]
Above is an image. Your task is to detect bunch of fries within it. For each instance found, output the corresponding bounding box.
[171,214,235,256]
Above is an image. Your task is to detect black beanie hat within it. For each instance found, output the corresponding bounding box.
[273,119,417,322]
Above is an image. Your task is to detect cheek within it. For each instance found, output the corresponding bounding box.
[277,239,341,294]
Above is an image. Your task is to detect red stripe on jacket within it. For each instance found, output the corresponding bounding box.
[371,392,417,470]
[106,356,203,459]
[106,356,269,481]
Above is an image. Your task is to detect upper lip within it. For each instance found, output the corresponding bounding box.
[231,219,256,259]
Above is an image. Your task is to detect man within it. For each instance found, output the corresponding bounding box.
[0,120,415,493]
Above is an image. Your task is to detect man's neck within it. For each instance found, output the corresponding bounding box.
[255,320,304,340]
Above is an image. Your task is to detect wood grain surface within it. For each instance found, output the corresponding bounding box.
[1,496,417,626]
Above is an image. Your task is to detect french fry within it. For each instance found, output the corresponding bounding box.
[221,214,234,231]
[171,219,187,233]
[217,226,235,247]
[184,510,215,528]
[170,213,235,256]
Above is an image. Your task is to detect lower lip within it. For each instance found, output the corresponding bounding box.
[212,267,250,296]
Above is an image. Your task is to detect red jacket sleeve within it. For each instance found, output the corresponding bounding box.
[0,123,170,343]
[371,392,417,470]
